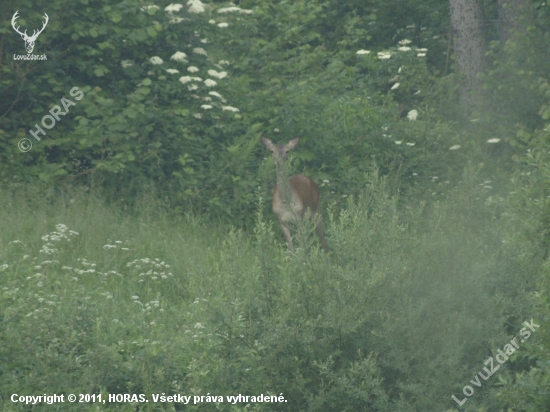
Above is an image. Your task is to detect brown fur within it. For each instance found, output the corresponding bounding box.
[262,136,329,253]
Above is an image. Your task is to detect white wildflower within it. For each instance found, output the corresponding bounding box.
[487,138,501,143]
[165,69,179,74]
[356,49,370,55]
[209,19,216,24]
[407,109,418,121]
[399,39,412,45]
[168,16,184,24]
[218,60,230,65]
[417,53,426,57]
[201,104,213,109]
[222,106,239,112]
[141,5,160,11]
[204,79,217,87]
[187,66,199,73]
[218,6,253,14]
[378,51,392,59]
[218,22,229,28]
[121,60,133,68]
[187,0,205,13]
[179,76,192,84]
[171,52,188,63]
[395,141,402,145]
[391,82,400,90]
[188,84,198,91]
[193,47,207,56]
[449,145,461,150]
[165,3,183,12]
[398,46,411,51]
[207,69,227,79]
[149,56,163,65]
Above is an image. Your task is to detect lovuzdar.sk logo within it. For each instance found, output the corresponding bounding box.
[12,10,48,60]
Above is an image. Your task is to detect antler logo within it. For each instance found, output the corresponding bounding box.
[12,11,49,54]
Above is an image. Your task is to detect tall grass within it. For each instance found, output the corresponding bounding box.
[0,174,539,411]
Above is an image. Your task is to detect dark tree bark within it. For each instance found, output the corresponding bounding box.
[449,0,488,114]
[497,0,533,44]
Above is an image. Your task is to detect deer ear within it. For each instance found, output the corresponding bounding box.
[286,136,300,150]
[261,136,275,151]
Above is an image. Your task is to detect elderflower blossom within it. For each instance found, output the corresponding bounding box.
[207,69,227,79]
[208,91,224,99]
[165,3,183,12]
[407,110,418,121]
[187,0,205,13]
[170,52,188,62]
[217,6,253,14]
[193,47,207,56]
[141,5,160,11]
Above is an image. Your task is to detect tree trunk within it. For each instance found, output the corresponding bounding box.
[449,0,488,115]
[497,0,533,44]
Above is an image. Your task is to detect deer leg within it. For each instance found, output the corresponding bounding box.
[280,222,295,252]
[315,215,329,253]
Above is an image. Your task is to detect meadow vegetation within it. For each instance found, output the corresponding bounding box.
[1,0,550,410]
[1,169,548,411]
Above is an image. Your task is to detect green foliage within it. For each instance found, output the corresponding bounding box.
[479,2,550,143]
[2,0,550,411]
[483,75,550,412]
[0,0,463,227]
[0,173,541,411]
[1,0,255,220]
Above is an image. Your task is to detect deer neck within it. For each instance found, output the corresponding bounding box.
[275,160,293,203]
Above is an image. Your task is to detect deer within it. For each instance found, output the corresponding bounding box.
[262,136,329,253]
[11,11,49,54]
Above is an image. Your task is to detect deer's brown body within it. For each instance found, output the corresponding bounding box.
[262,136,329,253]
